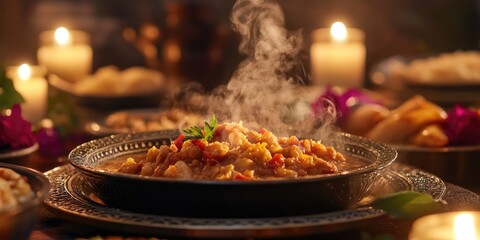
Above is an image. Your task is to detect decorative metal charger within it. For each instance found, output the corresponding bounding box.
[43,164,445,238]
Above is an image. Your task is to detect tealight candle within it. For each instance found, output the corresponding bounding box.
[409,211,480,240]
[37,27,92,82]
[310,21,366,87]
[6,64,48,123]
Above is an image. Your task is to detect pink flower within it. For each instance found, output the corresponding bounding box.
[0,104,36,150]
[443,105,480,146]
[311,86,380,123]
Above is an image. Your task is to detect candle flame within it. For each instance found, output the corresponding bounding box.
[54,27,71,46]
[18,64,31,81]
[454,213,477,240]
[330,21,348,42]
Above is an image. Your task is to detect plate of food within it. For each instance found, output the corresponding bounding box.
[43,163,445,238]
[314,87,480,192]
[49,65,167,110]
[69,116,398,218]
[84,108,206,136]
[370,51,480,106]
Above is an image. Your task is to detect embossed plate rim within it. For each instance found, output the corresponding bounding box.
[43,164,445,238]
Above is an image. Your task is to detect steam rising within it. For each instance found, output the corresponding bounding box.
[208,0,336,138]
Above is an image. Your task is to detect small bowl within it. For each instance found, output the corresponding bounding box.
[395,144,480,193]
[0,163,50,240]
[69,131,397,218]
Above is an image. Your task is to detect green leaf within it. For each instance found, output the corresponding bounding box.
[372,191,444,218]
[0,71,24,111]
[184,126,203,140]
[203,115,217,141]
[183,115,218,141]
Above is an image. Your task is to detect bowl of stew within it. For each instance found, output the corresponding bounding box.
[69,122,397,218]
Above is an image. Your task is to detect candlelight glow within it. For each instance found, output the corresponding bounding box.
[330,22,348,42]
[18,64,31,81]
[455,213,477,240]
[54,27,71,46]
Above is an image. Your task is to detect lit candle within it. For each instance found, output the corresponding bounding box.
[37,27,92,82]
[310,21,366,87]
[6,64,48,123]
[409,211,480,240]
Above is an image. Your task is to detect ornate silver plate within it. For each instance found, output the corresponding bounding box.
[43,164,445,238]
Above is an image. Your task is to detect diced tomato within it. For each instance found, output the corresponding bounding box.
[213,124,224,140]
[267,153,285,168]
[191,139,206,151]
[173,134,185,150]
[233,172,253,180]
[259,128,268,135]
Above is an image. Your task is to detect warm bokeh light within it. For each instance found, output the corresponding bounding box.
[18,63,31,81]
[165,40,181,63]
[455,213,477,240]
[54,27,71,46]
[330,21,348,42]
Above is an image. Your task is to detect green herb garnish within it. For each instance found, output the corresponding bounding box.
[183,115,218,141]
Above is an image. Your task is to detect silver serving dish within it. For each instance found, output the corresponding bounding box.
[68,131,397,218]
[43,164,445,238]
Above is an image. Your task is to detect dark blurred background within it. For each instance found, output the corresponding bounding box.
[1,0,479,90]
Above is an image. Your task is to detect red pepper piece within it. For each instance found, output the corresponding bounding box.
[173,134,185,150]
[259,128,268,135]
[191,139,206,151]
[267,153,285,168]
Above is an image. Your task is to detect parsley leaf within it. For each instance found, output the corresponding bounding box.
[183,115,218,141]
[183,126,204,140]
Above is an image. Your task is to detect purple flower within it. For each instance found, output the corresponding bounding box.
[443,105,480,146]
[311,86,379,122]
[34,126,65,158]
[0,104,36,150]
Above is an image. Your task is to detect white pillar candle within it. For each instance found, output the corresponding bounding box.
[6,64,48,123]
[310,22,366,87]
[37,27,92,82]
[409,211,480,240]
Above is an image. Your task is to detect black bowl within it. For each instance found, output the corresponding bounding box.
[68,131,397,218]
[0,163,50,240]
